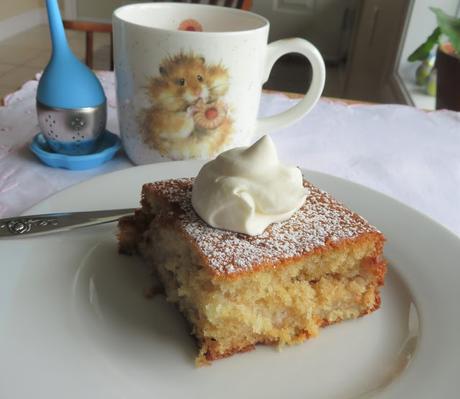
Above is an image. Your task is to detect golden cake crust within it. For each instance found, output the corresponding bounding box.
[137,178,384,279]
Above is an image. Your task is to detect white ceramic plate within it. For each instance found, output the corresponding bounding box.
[0,161,459,399]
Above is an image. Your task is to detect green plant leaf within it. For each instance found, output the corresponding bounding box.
[408,27,441,62]
[431,7,460,54]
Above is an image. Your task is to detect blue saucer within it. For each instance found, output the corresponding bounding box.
[30,131,122,170]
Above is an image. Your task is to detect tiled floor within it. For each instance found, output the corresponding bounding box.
[0,24,343,100]
[0,24,111,100]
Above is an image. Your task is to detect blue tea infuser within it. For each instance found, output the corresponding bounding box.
[31,0,120,169]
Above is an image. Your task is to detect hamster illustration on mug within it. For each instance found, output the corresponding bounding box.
[139,52,233,160]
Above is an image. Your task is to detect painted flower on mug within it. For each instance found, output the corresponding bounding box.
[178,19,203,32]
[140,52,233,160]
[193,99,228,129]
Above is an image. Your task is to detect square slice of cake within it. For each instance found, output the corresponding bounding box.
[118,178,386,364]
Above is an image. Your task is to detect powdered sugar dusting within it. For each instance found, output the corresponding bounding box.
[143,178,380,275]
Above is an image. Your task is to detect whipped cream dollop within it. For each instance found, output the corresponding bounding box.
[191,135,309,236]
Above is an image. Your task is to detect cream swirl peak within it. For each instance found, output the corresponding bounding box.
[191,135,309,236]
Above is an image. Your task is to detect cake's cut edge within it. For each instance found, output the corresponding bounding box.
[196,288,384,365]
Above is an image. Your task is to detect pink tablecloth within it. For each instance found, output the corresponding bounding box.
[1,71,459,237]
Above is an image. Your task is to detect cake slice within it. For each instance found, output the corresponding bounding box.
[118,178,386,364]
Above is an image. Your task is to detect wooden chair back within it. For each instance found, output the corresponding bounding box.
[63,0,252,70]
[63,20,113,70]
[173,0,252,9]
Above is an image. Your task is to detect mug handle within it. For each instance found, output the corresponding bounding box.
[255,38,326,134]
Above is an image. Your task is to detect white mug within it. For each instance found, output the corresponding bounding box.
[113,3,325,164]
